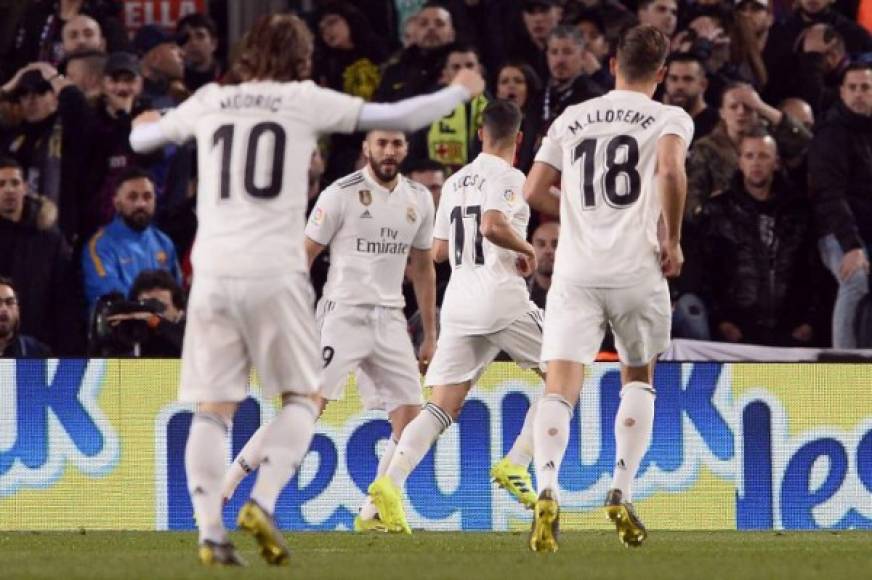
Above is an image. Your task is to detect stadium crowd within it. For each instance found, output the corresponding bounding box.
[0,0,870,357]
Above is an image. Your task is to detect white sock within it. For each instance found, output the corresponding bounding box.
[185,412,230,544]
[385,403,451,488]
[359,437,397,520]
[505,399,537,467]
[221,423,268,501]
[611,382,656,502]
[250,397,318,514]
[533,394,573,498]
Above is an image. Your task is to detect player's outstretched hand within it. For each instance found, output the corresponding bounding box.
[660,240,684,278]
[418,335,436,375]
[132,110,162,127]
[516,251,537,278]
[451,69,485,98]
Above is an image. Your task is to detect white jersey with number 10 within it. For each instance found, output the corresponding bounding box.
[534,89,693,288]
[158,80,364,277]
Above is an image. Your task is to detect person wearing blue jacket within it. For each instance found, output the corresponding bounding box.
[82,166,180,309]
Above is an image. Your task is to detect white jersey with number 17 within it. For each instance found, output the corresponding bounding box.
[158,80,364,278]
[535,89,693,288]
[435,153,536,335]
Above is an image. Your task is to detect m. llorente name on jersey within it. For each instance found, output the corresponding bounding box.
[219,94,283,113]
[566,107,657,135]
[356,227,411,255]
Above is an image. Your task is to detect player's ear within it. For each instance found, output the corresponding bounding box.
[654,65,667,83]
[609,57,617,77]
[516,131,523,146]
[477,127,484,142]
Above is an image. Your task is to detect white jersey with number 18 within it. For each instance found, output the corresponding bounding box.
[535,89,693,288]
[158,80,364,278]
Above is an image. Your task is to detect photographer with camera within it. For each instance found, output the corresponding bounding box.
[90,269,185,356]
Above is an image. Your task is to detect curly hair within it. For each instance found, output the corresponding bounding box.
[227,13,314,84]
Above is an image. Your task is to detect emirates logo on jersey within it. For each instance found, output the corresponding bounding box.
[358,189,372,206]
[406,207,417,224]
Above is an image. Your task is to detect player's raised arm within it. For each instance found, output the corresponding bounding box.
[355,69,485,133]
[656,133,689,277]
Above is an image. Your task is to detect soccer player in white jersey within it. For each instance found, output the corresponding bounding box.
[220,130,438,533]
[367,99,546,534]
[523,24,692,552]
[129,14,484,566]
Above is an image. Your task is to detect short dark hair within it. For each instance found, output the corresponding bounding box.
[177,12,218,37]
[114,166,154,194]
[0,157,23,173]
[443,41,480,59]
[667,52,705,73]
[481,99,523,143]
[638,0,675,10]
[60,49,107,73]
[739,125,774,146]
[401,157,446,175]
[129,270,185,309]
[616,24,669,83]
[0,275,16,297]
[841,62,872,86]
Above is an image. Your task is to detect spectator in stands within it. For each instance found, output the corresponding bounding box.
[528,222,559,309]
[562,0,635,43]
[765,0,872,103]
[0,62,94,245]
[794,24,851,114]
[61,14,105,56]
[9,0,127,72]
[100,269,186,357]
[408,42,488,173]
[0,277,51,358]
[778,97,815,194]
[176,12,222,92]
[810,63,872,348]
[540,26,604,131]
[314,1,389,182]
[0,157,80,354]
[82,167,180,310]
[506,0,563,82]
[571,11,614,89]
[376,2,456,101]
[664,53,720,143]
[62,49,106,100]
[636,0,679,38]
[699,131,817,346]
[404,157,447,208]
[685,82,812,221]
[83,52,162,241]
[495,62,543,171]
[132,25,187,109]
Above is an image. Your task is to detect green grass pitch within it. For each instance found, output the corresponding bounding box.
[3,530,871,580]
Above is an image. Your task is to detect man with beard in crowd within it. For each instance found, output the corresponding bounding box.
[0,277,51,357]
[527,221,558,308]
[82,166,180,310]
[376,3,456,102]
[663,53,719,143]
[539,25,604,131]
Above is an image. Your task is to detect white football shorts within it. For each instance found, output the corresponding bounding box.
[541,274,671,367]
[425,309,546,386]
[317,300,423,412]
[179,273,320,402]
